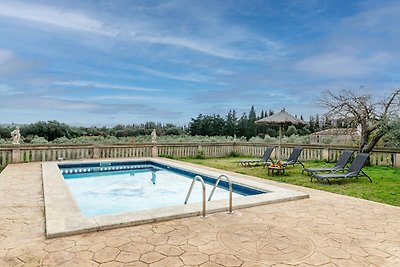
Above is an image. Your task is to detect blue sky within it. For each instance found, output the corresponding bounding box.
[0,0,399,126]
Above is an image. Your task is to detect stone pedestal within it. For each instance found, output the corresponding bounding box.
[93,145,100,159]
[394,153,400,168]
[197,145,203,156]
[12,146,21,163]
[152,145,158,157]
[322,147,329,161]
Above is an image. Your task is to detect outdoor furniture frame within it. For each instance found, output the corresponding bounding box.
[303,150,354,177]
[311,153,372,185]
[268,166,285,176]
[237,145,276,167]
[278,146,304,168]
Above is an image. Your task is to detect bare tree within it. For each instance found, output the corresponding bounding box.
[320,88,400,153]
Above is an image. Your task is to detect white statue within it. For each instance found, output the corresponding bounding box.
[11,126,21,144]
[151,129,157,143]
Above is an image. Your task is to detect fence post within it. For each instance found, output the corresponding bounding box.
[152,144,158,157]
[394,153,400,168]
[322,147,329,161]
[93,145,100,159]
[12,146,21,163]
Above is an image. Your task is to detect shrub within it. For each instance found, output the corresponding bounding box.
[30,136,49,144]
[159,154,175,159]
[0,138,10,144]
[53,137,70,144]
[228,151,241,157]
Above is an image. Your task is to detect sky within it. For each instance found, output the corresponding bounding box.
[0,0,399,126]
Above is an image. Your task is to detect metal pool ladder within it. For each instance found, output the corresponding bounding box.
[208,174,233,214]
[184,175,207,218]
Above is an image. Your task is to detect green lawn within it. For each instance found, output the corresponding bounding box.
[179,157,400,206]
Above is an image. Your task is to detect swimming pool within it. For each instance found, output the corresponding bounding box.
[42,158,308,238]
[59,161,264,216]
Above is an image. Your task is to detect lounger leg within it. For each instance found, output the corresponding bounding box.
[298,161,304,168]
[362,171,372,183]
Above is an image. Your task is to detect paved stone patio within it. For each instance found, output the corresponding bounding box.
[1,162,400,266]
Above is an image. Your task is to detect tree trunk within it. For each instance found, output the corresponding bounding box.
[362,131,386,154]
[359,131,369,152]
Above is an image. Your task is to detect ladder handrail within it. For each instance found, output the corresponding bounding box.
[184,175,206,218]
[208,174,233,214]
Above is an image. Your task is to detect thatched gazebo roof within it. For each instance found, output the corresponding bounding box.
[255,109,305,160]
[255,109,305,125]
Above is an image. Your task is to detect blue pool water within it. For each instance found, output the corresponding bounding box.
[59,161,265,216]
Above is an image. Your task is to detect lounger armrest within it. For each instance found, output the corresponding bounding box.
[345,171,358,178]
[330,169,340,174]
[330,166,343,173]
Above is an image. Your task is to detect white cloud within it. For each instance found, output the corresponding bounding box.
[132,33,238,59]
[0,1,112,36]
[0,1,281,60]
[93,94,179,103]
[0,84,20,95]
[0,49,35,77]
[0,49,13,63]
[296,52,391,77]
[134,65,207,82]
[53,81,163,92]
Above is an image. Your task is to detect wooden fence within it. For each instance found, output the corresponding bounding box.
[1,142,399,168]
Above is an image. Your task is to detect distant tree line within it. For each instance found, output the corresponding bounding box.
[0,121,187,142]
[0,106,358,143]
[188,106,353,140]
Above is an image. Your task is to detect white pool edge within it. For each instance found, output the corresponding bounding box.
[42,157,309,238]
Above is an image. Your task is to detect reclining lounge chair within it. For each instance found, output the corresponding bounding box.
[279,146,304,168]
[238,145,276,167]
[311,153,371,184]
[303,150,354,176]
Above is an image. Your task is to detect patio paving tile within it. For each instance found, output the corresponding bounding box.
[93,247,120,263]
[139,251,165,264]
[1,162,400,266]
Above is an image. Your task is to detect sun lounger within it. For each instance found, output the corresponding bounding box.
[303,150,354,176]
[312,153,371,184]
[237,146,276,167]
[279,146,304,168]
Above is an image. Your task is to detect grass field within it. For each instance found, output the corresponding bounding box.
[180,157,400,206]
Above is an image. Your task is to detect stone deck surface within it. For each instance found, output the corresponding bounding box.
[1,162,400,267]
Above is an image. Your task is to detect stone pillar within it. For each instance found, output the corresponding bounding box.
[322,147,329,161]
[12,146,21,163]
[93,145,100,159]
[394,153,400,168]
[152,144,158,157]
[197,145,203,157]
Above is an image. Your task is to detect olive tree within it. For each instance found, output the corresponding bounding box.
[320,88,400,153]
[384,119,400,148]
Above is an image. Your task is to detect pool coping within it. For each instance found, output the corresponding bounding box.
[42,157,309,238]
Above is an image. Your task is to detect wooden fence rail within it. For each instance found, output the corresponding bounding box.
[0,142,399,168]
